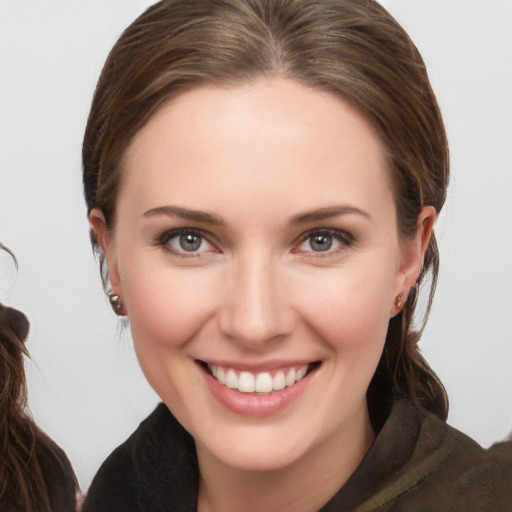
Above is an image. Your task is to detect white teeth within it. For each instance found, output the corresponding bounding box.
[226,369,238,389]
[296,365,308,381]
[255,372,273,393]
[285,368,296,387]
[273,371,286,390]
[207,363,311,393]
[239,372,255,393]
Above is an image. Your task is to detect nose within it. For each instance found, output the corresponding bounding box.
[217,253,295,349]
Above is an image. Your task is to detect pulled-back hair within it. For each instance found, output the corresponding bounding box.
[83,0,449,423]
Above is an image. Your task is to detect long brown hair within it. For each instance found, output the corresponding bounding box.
[83,0,449,422]
[0,246,77,511]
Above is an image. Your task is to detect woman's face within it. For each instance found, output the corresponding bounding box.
[92,79,431,472]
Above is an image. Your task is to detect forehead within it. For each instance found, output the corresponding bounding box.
[120,78,393,219]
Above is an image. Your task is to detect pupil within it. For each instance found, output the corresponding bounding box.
[179,233,201,251]
[310,234,332,252]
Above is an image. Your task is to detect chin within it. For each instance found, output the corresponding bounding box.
[193,417,321,473]
[210,440,304,472]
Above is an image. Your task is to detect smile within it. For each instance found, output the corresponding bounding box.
[205,363,317,394]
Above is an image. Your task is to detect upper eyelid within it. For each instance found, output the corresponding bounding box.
[295,227,354,244]
[158,226,214,242]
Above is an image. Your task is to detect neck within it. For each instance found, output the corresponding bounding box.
[196,406,375,512]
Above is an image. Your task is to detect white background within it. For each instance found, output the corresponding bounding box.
[1,0,511,492]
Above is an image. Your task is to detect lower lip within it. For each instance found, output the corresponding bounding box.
[201,364,316,417]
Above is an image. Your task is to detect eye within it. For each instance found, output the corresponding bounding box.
[176,232,204,252]
[295,229,353,254]
[156,228,215,256]
[306,233,336,252]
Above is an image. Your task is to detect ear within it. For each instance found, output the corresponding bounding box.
[391,206,436,315]
[89,208,121,291]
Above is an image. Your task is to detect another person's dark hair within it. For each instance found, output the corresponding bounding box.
[83,0,449,424]
[0,245,77,512]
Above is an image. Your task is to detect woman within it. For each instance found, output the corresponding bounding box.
[81,0,512,510]
[0,245,78,512]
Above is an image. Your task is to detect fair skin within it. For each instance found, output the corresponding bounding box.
[91,78,434,512]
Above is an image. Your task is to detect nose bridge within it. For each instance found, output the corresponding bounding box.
[219,249,293,346]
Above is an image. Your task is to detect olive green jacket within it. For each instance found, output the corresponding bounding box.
[82,400,512,511]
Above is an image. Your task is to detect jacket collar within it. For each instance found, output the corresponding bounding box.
[130,400,451,512]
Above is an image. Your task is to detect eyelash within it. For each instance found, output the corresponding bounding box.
[153,227,354,258]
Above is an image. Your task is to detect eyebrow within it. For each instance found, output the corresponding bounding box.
[143,204,370,226]
[143,205,226,225]
[290,206,371,225]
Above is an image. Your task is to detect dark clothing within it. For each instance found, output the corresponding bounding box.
[82,400,512,511]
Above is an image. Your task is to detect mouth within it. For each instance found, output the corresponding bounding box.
[198,361,321,395]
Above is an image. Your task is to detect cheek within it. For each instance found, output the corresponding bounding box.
[120,265,223,415]
[122,264,220,352]
[295,262,395,355]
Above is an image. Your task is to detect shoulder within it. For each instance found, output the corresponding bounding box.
[82,403,198,512]
[325,400,512,512]
[82,404,171,512]
[384,404,512,511]
[422,414,512,486]
[80,423,142,512]
[440,429,512,505]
